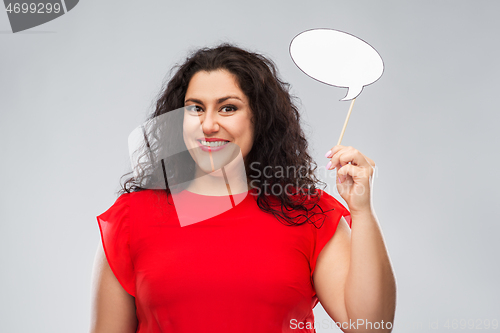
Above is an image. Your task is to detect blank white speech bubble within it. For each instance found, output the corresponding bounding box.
[290,29,384,101]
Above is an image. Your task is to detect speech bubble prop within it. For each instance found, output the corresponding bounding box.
[128,106,249,227]
[290,28,384,101]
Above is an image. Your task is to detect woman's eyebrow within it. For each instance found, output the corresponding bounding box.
[184,98,203,105]
[184,96,242,105]
[216,96,242,104]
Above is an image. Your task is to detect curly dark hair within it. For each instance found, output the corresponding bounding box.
[120,43,333,227]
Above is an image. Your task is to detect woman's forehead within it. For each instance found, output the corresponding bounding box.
[186,70,246,101]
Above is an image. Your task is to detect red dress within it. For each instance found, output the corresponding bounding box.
[97,188,351,332]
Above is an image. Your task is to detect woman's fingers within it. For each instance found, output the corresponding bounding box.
[325,145,376,212]
[326,145,373,170]
[336,163,372,184]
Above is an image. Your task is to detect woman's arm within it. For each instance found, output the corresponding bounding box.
[344,209,396,329]
[89,242,138,333]
[314,145,396,332]
[314,213,396,333]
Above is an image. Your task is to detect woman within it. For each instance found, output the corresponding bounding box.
[90,44,396,333]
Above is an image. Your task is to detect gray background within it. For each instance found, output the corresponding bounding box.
[1,1,499,332]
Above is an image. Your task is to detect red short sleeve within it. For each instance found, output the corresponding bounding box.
[310,190,351,297]
[96,193,136,297]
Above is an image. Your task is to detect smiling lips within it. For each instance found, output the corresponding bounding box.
[197,138,230,152]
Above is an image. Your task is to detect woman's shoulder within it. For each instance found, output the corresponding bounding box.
[121,189,169,201]
[314,188,351,227]
[117,189,172,211]
[117,189,175,223]
[287,187,350,227]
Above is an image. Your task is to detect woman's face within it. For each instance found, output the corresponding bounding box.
[182,69,254,175]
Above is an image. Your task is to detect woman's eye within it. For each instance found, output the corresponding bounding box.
[221,106,237,113]
[185,105,203,114]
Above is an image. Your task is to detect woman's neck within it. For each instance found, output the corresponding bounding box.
[184,171,250,196]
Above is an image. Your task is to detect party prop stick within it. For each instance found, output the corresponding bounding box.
[337,98,356,146]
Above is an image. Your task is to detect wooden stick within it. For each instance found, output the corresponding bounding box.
[337,98,356,146]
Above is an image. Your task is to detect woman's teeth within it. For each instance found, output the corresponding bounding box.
[200,140,228,147]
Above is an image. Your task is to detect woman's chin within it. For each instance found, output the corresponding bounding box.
[201,166,223,175]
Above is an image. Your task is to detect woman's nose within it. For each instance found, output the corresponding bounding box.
[201,109,219,134]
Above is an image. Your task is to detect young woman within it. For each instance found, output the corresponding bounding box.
[90,44,396,333]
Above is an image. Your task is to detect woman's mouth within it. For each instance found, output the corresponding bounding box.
[197,139,230,152]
